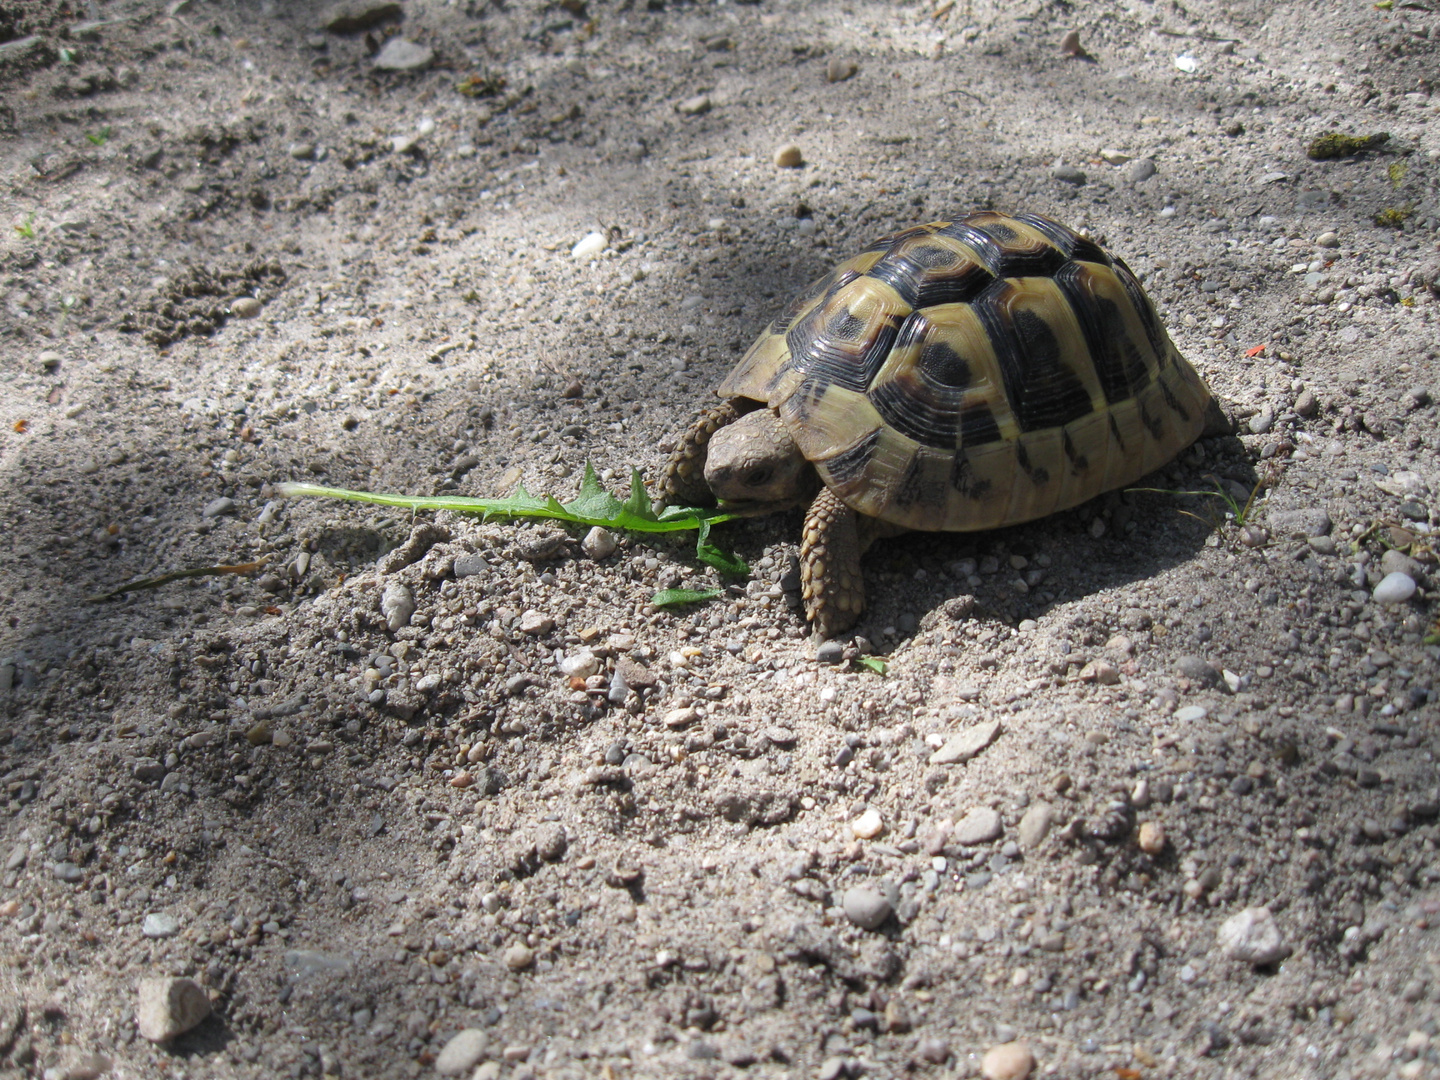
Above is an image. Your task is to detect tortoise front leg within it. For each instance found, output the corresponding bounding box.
[656,400,744,508]
[800,486,866,638]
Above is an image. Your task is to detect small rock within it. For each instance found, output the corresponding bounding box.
[1316,231,1340,248]
[1050,163,1086,185]
[559,650,599,679]
[1017,802,1054,849]
[571,232,607,261]
[136,978,211,1043]
[1099,148,1131,165]
[380,581,416,631]
[1379,549,1424,581]
[952,806,1003,845]
[1138,821,1166,855]
[1267,508,1331,538]
[981,1040,1035,1080]
[676,93,712,116]
[1175,704,1208,723]
[436,1029,489,1075]
[851,808,884,840]
[1217,906,1290,966]
[453,553,489,577]
[322,0,401,33]
[816,639,846,665]
[1077,659,1120,685]
[773,143,803,168]
[1373,572,1417,605]
[141,913,180,939]
[1295,389,1319,417]
[519,610,554,635]
[38,349,63,371]
[842,886,892,930]
[372,38,433,72]
[503,943,534,971]
[1175,655,1219,687]
[825,56,858,82]
[1125,158,1157,182]
[664,706,698,729]
[1248,405,1275,434]
[201,497,236,518]
[929,718,1002,765]
[1059,30,1085,56]
[582,526,616,560]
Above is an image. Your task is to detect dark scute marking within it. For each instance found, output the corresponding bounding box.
[950,453,993,500]
[827,307,869,342]
[870,376,959,448]
[786,304,900,394]
[820,429,881,486]
[867,243,993,309]
[1157,375,1191,422]
[768,268,852,336]
[1014,441,1049,485]
[891,452,931,508]
[1139,401,1165,440]
[977,294,1095,432]
[917,341,972,389]
[1013,212,1111,266]
[1109,413,1127,452]
[1062,430,1089,471]
[1054,263,1152,406]
[943,215,1066,279]
[870,375,960,448]
[959,403,1001,446]
[1111,256,1169,361]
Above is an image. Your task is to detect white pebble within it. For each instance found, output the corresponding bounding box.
[582,526,617,560]
[571,232,607,261]
[981,1040,1035,1080]
[1373,572,1417,605]
[773,143,803,168]
[851,807,884,839]
[559,650,599,679]
[1217,906,1289,966]
[380,582,415,631]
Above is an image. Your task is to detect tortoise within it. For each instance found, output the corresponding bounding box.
[658,210,1228,638]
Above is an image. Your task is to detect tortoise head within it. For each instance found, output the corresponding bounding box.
[704,407,818,510]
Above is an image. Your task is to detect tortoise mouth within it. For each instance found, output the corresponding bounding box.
[714,496,812,517]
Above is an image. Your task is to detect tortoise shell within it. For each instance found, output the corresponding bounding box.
[717,210,1214,532]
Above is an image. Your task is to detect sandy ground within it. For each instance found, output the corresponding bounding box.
[1,0,1439,1077]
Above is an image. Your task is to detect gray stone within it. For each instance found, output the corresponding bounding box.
[842,886,892,930]
[952,806,1004,846]
[816,640,845,665]
[1017,802,1054,849]
[142,913,179,938]
[136,978,211,1042]
[322,0,401,33]
[1267,508,1331,538]
[1050,164,1086,185]
[929,719,1002,765]
[452,553,489,577]
[373,38,433,72]
[1379,549,1424,582]
[1217,906,1290,966]
[1373,572,1417,605]
[1175,655,1219,687]
[201,497,236,518]
[1125,158,1157,182]
[582,526,617,560]
[435,1028,489,1075]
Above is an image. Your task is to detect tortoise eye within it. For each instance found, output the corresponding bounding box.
[744,466,774,488]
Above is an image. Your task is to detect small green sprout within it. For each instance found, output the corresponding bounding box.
[85,127,112,146]
[14,214,36,239]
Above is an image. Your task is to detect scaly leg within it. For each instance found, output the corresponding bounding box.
[800,486,867,638]
[656,400,744,508]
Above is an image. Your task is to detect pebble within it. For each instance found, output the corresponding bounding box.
[322,0,401,33]
[559,650,599,679]
[1175,705,1207,723]
[773,143,803,168]
[842,886,892,930]
[1099,148,1131,165]
[677,93,712,116]
[825,57,858,82]
[571,232,607,261]
[1050,163,1086,185]
[582,526,616,560]
[435,1029,489,1075]
[1380,549,1425,581]
[519,610,554,635]
[930,718,1002,764]
[1078,659,1120,685]
[1125,158,1157,182]
[1059,29,1084,56]
[1247,405,1275,434]
[380,581,415,631]
[1316,231,1340,248]
[1373,572,1417,605]
[141,913,179,938]
[201,497,236,518]
[1295,389,1319,417]
[1138,821,1166,855]
[816,639,845,665]
[372,37,433,71]
[1217,906,1289,966]
[851,808,884,840]
[952,806,1003,845]
[136,977,211,1042]
[453,554,489,577]
[1017,802,1054,849]
[503,943,535,971]
[664,706,698,729]
[1267,508,1331,538]
[981,1040,1035,1080]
